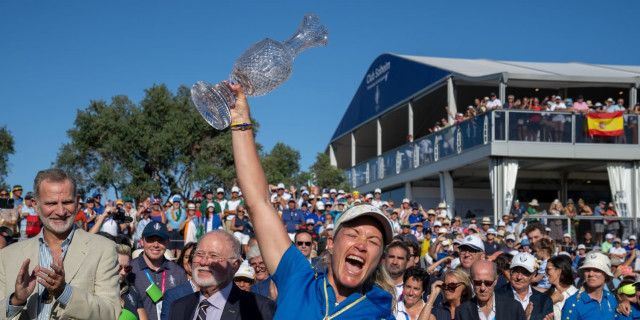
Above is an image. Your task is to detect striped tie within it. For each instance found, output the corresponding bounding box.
[198,300,211,320]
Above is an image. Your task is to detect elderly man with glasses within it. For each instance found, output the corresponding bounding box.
[455,260,525,320]
[496,252,553,320]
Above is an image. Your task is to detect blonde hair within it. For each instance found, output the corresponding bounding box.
[370,263,397,314]
[116,244,132,257]
[442,268,473,304]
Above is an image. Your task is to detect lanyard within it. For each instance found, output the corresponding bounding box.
[322,276,366,320]
[144,269,166,294]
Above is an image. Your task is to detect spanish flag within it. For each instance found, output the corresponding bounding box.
[587,111,623,136]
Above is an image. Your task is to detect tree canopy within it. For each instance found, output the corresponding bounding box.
[0,126,15,188]
[56,83,347,201]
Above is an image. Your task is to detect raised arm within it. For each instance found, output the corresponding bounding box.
[228,82,292,275]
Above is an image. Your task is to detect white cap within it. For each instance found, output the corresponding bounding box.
[231,186,240,193]
[334,204,394,245]
[506,234,516,241]
[366,193,374,199]
[326,224,334,230]
[545,227,551,232]
[623,240,630,245]
[207,203,215,208]
[468,223,477,229]
[330,188,337,194]
[234,263,256,280]
[402,198,410,204]
[216,187,225,193]
[563,233,571,238]
[374,188,381,194]
[338,190,345,194]
[305,218,315,225]
[511,252,538,273]
[558,251,571,258]
[302,191,309,196]
[438,227,448,234]
[487,228,497,235]
[277,183,285,189]
[630,235,637,240]
[614,238,621,243]
[438,202,447,209]
[497,221,506,227]
[187,204,196,210]
[579,252,613,277]
[433,221,442,227]
[382,201,389,207]
[316,202,325,210]
[606,234,614,239]
[577,244,586,250]
[438,213,447,219]
[459,235,485,252]
[442,239,451,246]
[322,193,329,198]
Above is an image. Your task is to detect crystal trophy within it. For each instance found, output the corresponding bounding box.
[191,14,329,129]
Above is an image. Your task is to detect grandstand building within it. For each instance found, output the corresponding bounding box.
[326,54,640,234]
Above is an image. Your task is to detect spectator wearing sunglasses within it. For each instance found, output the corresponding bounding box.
[117,244,147,320]
[420,268,473,320]
[294,230,314,263]
[496,252,553,320]
[455,260,525,320]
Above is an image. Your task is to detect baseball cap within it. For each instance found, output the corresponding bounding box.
[402,198,410,204]
[497,221,505,227]
[116,199,124,205]
[486,228,497,235]
[374,188,381,194]
[234,264,255,280]
[459,235,484,252]
[563,233,570,238]
[337,190,345,194]
[438,227,448,234]
[231,186,240,193]
[427,209,436,215]
[629,235,637,240]
[579,252,613,277]
[334,204,393,245]
[316,202,325,210]
[142,222,169,240]
[506,234,516,241]
[433,221,442,227]
[124,196,133,202]
[216,188,225,194]
[521,239,531,246]
[288,198,296,203]
[325,224,334,230]
[207,203,215,208]
[511,252,538,273]
[577,244,586,250]
[172,196,181,203]
[12,185,22,191]
[365,193,373,199]
[606,234,614,239]
[330,188,337,194]
[187,204,196,210]
[305,218,315,225]
[277,183,285,189]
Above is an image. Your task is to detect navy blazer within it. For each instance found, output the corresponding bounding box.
[454,295,526,320]
[496,285,554,320]
[161,282,195,320]
[169,284,276,320]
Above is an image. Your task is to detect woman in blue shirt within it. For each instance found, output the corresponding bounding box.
[226,82,396,319]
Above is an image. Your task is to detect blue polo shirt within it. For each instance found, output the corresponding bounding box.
[281,209,304,233]
[272,244,395,320]
[616,303,640,320]
[561,288,618,320]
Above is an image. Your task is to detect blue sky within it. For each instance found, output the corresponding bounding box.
[2,0,639,195]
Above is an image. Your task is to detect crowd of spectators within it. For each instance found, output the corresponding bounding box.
[429,93,640,143]
[1,179,639,320]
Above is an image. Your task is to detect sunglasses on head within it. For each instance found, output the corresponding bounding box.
[472,280,494,287]
[439,282,464,291]
[296,241,312,247]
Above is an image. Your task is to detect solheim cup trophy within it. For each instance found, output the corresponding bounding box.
[191,14,329,129]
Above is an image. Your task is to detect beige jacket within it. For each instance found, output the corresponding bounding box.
[0,229,121,320]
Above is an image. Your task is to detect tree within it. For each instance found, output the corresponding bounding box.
[309,152,349,191]
[0,126,15,188]
[261,142,301,187]
[56,84,260,202]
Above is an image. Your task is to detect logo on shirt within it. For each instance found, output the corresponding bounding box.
[169,275,176,287]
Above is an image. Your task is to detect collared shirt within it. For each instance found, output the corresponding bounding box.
[6,226,76,319]
[511,285,533,310]
[192,282,233,320]
[561,287,618,320]
[478,294,496,320]
[553,285,578,320]
[129,255,188,320]
[281,209,304,234]
[271,244,395,319]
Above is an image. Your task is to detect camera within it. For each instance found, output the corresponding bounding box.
[0,198,14,209]
[112,208,133,223]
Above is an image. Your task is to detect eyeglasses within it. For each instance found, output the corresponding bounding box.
[459,247,481,254]
[472,280,494,288]
[250,262,266,270]
[193,251,236,263]
[119,265,133,273]
[296,241,312,247]
[440,282,464,291]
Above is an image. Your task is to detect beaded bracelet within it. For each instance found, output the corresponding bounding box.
[230,122,253,131]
